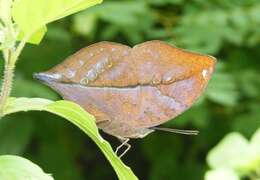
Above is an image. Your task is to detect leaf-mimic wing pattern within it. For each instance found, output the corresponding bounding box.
[34,41,216,139]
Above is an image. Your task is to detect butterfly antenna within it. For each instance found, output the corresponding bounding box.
[151,127,199,135]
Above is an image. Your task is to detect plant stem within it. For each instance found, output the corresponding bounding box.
[0,36,27,116]
[0,50,14,116]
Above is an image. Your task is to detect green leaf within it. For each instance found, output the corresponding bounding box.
[17,26,47,44]
[207,129,260,177]
[207,133,250,171]
[248,128,260,169]
[4,97,53,114]
[205,169,239,180]
[12,0,103,44]
[0,0,12,24]
[0,155,53,180]
[3,97,138,180]
[250,128,260,153]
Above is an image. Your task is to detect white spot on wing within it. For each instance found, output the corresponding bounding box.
[86,69,97,81]
[67,69,76,78]
[202,69,207,78]
[79,60,84,66]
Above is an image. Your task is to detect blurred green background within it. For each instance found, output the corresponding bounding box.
[1,0,260,179]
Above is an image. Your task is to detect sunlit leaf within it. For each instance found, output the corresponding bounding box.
[250,128,260,153]
[0,0,12,24]
[248,128,260,169]
[207,133,250,170]
[205,169,239,180]
[16,27,47,44]
[4,98,53,114]
[0,155,53,180]
[12,0,103,44]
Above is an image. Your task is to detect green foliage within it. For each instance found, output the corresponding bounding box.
[1,0,260,179]
[206,128,260,179]
[0,116,33,155]
[0,155,53,180]
[206,62,239,106]
[12,0,103,43]
[3,97,137,180]
[73,1,153,43]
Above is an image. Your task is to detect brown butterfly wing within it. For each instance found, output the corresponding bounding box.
[45,41,132,86]
[35,41,216,138]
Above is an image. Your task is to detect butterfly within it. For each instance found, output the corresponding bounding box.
[34,41,216,157]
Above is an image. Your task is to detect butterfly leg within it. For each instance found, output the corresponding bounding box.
[115,138,131,158]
